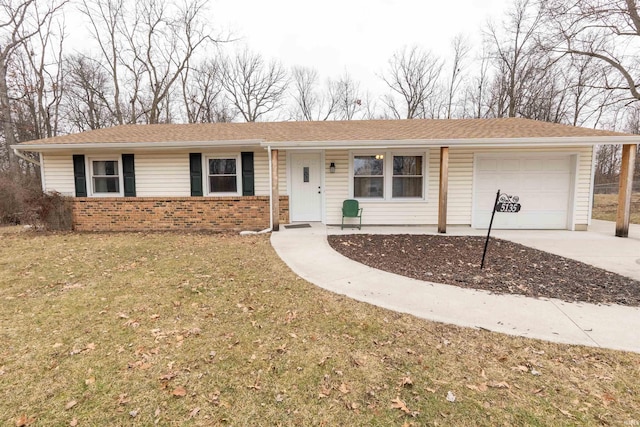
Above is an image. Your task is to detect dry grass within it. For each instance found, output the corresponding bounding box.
[1,232,639,426]
[592,193,640,224]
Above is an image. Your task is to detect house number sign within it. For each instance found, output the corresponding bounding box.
[495,193,521,213]
[481,190,522,269]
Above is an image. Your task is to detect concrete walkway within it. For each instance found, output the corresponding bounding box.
[271,220,640,353]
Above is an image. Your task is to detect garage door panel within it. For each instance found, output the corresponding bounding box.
[474,154,573,230]
[544,158,570,171]
[500,159,520,171]
[478,159,498,172]
[523,159,544,171]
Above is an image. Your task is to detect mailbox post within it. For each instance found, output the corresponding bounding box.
[481,190,522,269]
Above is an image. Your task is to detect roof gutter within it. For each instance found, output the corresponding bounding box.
[10,139,265,152]
[261,136,640,149]
[12,147,41,166]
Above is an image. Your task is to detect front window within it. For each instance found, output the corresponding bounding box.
[351,152,426,200]
[92,160,120,194]
[393,156,423,198]
[208,158,237,193]
[353,155,384,198]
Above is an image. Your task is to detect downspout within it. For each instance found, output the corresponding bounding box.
[12,147,41,166]
[268,145,274,230]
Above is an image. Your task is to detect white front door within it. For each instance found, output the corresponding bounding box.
[290,153,322,222]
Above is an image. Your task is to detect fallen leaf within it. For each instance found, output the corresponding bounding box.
[391,397,410,413]
[512,365,528,373]
[15,414,35,426]
[446,391,456,402]
[65,400,78,410]
[399,376,413,387]
[553,405,575,419]
[129,409,138,417]
[69,419,78,426]
[172,386,187,397]
[85,376,95,385]
[339,383,350,394]
[488,381,510,389]
[189,407,200,418]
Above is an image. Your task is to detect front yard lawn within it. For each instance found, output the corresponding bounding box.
[1,231,639,425]
[592,193,640,224]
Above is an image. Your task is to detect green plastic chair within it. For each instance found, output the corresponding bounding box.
[341,199,363,230]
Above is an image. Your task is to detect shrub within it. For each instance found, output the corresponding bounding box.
[26,190,73,231]
[0,171,72,231]
[0,173,28,224]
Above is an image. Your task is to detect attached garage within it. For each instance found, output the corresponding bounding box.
[473,153,576,229]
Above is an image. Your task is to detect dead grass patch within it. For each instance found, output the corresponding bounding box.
[592,193,640,224]
[1,232,639,426]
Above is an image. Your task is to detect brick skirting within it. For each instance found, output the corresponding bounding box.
[72,196,289,232]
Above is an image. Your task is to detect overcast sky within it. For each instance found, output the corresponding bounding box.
[213,0,513,94]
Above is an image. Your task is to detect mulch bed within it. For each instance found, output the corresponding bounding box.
[328,234,640,307]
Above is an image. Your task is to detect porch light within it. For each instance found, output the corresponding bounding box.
[329,162,336,173]
[375,154,384,160]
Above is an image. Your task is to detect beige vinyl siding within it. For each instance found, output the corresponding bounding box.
[42,154,75,195]
[447,149,474,225]
[574,146,593,226]
[254,150,269,196]
[135,152,190,197]
[325,150,350,224]
[325,149,437,225]
[252,148,286,196]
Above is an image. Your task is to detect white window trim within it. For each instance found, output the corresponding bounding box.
[88,157,123,197]
[349,150,428,202]
[204,154,242,196]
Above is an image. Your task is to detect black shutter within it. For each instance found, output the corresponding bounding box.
[122,154,136,197]
[189,153,203,196]
[241,152,254,196]
[72,154,87,197]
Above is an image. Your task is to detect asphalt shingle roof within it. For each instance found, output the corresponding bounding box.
[16,117,632,146]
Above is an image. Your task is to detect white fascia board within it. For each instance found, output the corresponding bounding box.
[10,139,265,153]
[261,136,640,150]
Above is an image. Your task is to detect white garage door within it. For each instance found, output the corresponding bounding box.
[473,154,574,229]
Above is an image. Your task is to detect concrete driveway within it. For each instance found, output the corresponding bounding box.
[271,220,640,353]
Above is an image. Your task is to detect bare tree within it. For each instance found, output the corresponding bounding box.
[289,66,339,121]
[543,0,640,103]
[79,0,127,125]
[122,0,214,124]
[219,48,288,122]
[181,58,235,123]
[13,11,66,142]
[446,35,471,119]
[484,0,544,117]
[332,71,363,120]
[64,54,117,131]
[380,46,443,119]
[0,0,66,167]
[464,42,492,118]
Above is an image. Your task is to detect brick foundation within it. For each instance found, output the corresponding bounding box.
[72,196,289,232]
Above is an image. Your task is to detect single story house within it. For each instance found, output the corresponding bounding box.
[11,118,638,236]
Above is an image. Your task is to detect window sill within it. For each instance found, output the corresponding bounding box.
[354,197,428,203]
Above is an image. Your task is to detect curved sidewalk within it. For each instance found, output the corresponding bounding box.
[270,222,640,354]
